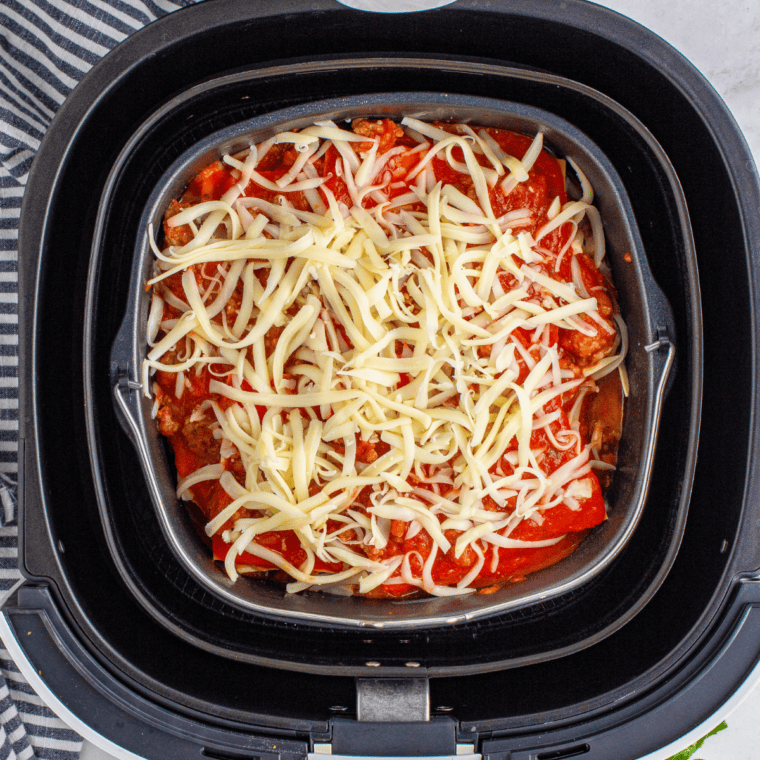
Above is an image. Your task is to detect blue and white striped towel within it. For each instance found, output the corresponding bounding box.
[0,1,197,756]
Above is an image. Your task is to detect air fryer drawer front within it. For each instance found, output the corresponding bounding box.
[4,581,760,760]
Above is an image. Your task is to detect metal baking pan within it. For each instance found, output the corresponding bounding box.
[106,91,676,630]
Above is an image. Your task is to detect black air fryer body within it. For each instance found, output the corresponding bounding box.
[13,2,760,759]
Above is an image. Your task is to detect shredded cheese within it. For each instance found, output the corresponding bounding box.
[145,118,627,597]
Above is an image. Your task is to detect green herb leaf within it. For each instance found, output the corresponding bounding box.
[665,721,727,760]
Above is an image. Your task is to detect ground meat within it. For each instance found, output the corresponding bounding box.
[560,318,617,365]
[156,406,180,436]
[356,439,379,463]
[331,438,390,464]
[592,287,614,318]
[226,454,247,486]
[181,419,221,462]
[352,118,405,154]
[163,200,196,247]
[264,325,283,356]
[559,357,584,379]
[444,530,477,568]
[154,384,182,436]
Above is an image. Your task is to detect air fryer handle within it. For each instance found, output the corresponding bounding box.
[113,376,143,438]
[646,325,676,405]
[112,378,167,511]
[636,275,677,518]
[110,295,146,449]
[643,260,678,401]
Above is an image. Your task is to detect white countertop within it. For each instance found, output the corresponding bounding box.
[599,0,760,163]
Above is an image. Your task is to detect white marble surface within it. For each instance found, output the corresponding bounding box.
[78,1,760,758]
[599,0,760,165]
[338,0,760,166]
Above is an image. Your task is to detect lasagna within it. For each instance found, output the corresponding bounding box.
[143,116,627,598]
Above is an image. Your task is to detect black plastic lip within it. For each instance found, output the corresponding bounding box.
[103,90,679,631]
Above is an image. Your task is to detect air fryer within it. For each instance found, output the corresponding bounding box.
[11,2,760,759]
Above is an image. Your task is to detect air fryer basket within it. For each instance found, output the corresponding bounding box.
[19,2,760,757]
[107,92,676,631]
[78,62,695,675]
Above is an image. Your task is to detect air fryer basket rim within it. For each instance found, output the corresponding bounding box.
[105,89,678,632]
[75,52,702,675]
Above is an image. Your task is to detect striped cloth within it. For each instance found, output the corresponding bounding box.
[0,0,198,756]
